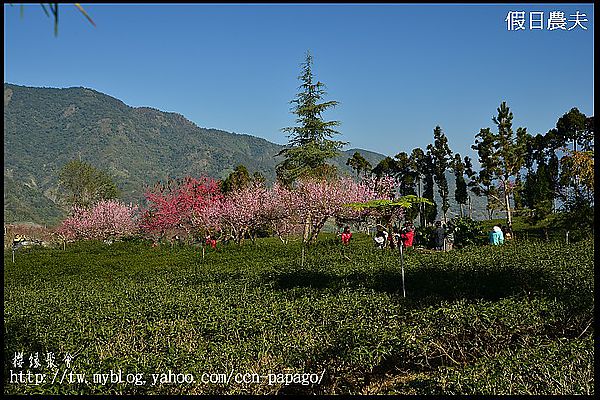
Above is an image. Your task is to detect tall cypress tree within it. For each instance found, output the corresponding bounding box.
[427,126,453,223]
[451,153,468,217]
[463,155,477,218]
[423,149,438,225]
[395,151,418,221]
[410,147,427,226]
[394,151,417,196]
[277,51,346,185]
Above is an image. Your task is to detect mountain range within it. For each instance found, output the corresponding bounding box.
[3,83,487,225]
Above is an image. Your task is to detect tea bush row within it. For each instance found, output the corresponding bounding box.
[4,235,593,394]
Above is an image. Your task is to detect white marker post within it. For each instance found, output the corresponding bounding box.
[400,242,406,297]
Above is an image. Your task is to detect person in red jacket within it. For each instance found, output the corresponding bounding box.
[341,226,352,245]
[205,234,217,249]
[400,221,415,248]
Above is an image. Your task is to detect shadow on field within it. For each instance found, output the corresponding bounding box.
[264,266,552,303]
[4,317,47,377]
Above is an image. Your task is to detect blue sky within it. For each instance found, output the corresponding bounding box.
[4,3,594,161]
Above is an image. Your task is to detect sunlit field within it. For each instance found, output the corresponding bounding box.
[4,234,593,395]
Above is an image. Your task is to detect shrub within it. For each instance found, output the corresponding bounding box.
[448,216,486,248]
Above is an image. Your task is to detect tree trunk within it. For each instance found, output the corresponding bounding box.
[504,191,512,231]
[309,216,328,244]
[417,180,424,226]
[459,203,464,218]
[303,211,311,244]
[468,195,472,218]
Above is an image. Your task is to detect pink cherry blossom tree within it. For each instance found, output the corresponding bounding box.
[293,176,389,244]
[140,176,222,242]
[57,199,139,241]
[260,181,303,244]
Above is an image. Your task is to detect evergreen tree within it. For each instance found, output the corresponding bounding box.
[252,171,266,185]
[346,151,371,178]
[471,127,499,220]
[372,156,398,178]
[522,161,553,222]
[556,107,588,152]
[395,151,418,221]
[277,51,345,185]
[221,165,252,193]
[423,149,438,225]
[394,151,417,196]
[463,155,477,218]
[491,101,527,231]
[410,147,427,225]
[451,153,468,217]
[427,126,452,223]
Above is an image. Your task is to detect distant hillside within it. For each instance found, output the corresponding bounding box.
[3,84,385,224]
[3,83,487,225]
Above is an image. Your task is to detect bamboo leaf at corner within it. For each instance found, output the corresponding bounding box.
[75,3,96,27]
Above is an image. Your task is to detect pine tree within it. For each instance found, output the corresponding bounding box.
[471,127,499,220]
[277,51,346,185]
[492,102,527,231]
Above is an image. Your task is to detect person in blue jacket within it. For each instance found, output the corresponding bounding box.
[489,225,504,245]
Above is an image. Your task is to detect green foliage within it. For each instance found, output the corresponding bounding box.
[414,224,435,248]
[346,151,372,178]
[4,235,593,395]
[427,126,453,221]
[471,102,528,228]
[422,150,438,225]
[3,174,65,225]
[220,164,252,193]
[58,159,121,208]
[428,336,593,395]
[372,156,397,178]
[451,153,468,215]
[447,216,486,249]
[394,151,417,197]
[346,196,434,212]
[556,107,591,152]
[277,51,346,185]
[521,162,554,223]
[551,202,594,242]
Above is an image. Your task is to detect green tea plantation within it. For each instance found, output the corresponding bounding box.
[3,235,594,395]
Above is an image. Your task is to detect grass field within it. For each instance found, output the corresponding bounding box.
[3,234,594,395]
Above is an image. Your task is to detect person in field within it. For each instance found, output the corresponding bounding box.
[400,220,415,249]
[391,226,401,249]
[489,225,504,246]
[341,226,352,245]
[206,234,217,249]
[500,225,513,241]
[374,225,388,249]
[433,221,445,251]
